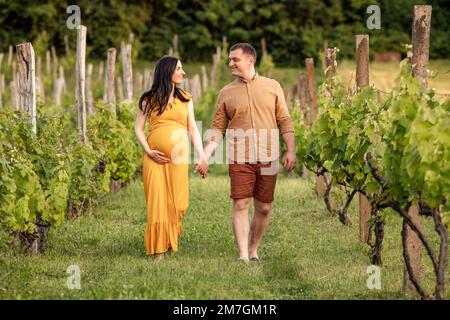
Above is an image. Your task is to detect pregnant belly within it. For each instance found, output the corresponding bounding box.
[147,125,189,164]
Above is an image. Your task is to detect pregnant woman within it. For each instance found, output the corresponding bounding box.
[134,56,208,260]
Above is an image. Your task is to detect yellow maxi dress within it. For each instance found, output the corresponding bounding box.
[143,92,191,255]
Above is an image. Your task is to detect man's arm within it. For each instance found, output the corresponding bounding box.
[274,81,296,172]
[281,131,296,172]
[203,140,220,162]
[203,91,229,162]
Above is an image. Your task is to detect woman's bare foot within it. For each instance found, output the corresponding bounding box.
[154,253,165,260]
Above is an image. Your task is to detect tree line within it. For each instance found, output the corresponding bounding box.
[1,0,449,66]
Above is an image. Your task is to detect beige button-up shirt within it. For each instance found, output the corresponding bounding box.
[207,73,294,163]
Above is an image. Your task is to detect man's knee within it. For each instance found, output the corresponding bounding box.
[254,201,272,216]
[233,198,251,212]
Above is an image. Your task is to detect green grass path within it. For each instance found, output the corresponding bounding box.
[1,174,448,299]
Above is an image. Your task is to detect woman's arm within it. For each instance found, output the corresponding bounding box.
[134,109,170,164]
[186,99,208,175]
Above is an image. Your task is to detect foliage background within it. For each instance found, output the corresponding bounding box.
[0,0,449,66]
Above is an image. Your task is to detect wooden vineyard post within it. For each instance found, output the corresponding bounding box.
[149,69,154,89]
[261,37,268,56]
[297,73,309,178]
[16,42,37,135]
[97,60,104,83]
[12,61,17,87]
[106,48,116,116]
[128,33,135,44]
[282,87,290,108]
[201,65,208,92]
[54,65,66,105]
[0,74,3,108]
[210,46,221,89]
[58,65,66,94]
[54,78,64,106]
[10,81,19,110]
[355,34,371,243]
[64,35,70,56]
[325,48,337,78]
[0,74,4,108]
[322,39,328,70]
[7,45,13,66]
[355,35,370,89]
[135,72,143,97]
[403,205,424,296]
[46,50,51,77]
[51,45,58,83]
[322,47,339,210]
[305,58,325,196]
[0,53,4,106]
[102,61,107,102]
[116,76,124,102]
[412,5,432,89]
[190,74,202,103]
[76,25,88,144]
[36,55,45,101]
[121,42,133,102]
[402,4,432,296]
[182,77,191,92]
[297,74,309,128]
[86,63,94,115]
[172,34,179,56]
[210,53,217,89]
[143,68,152,91]
[15,44,39,254]
[305,59,317,128]
[143,69,149,91]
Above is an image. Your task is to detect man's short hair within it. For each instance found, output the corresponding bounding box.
[229,43,257,64]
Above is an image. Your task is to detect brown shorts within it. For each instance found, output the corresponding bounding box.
[228,162,278,203]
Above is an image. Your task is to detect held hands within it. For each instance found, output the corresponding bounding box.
[146,149,209,179]
[146,149,170,164]
[194,156,208,178]
[283,151,297,172]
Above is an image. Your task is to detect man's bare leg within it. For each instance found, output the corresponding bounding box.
[232,198,251,260]
[248,199,272,259]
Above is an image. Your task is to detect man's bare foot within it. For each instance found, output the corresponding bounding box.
[238,257,249,263]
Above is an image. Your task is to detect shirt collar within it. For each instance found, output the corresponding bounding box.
[239,72,259,84]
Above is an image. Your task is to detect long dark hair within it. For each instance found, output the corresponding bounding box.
[138,55,189,118]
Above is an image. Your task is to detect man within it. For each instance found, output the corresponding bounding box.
[202,43,296,264]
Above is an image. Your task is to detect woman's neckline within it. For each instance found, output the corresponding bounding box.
[168,95,177,105]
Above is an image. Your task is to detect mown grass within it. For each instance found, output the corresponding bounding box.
[1,172,448,300]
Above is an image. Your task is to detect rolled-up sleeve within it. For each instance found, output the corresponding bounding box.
[207,91,229,143]
[274,81,294,135]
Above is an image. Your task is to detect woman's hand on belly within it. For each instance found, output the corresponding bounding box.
[146,149,171,164]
